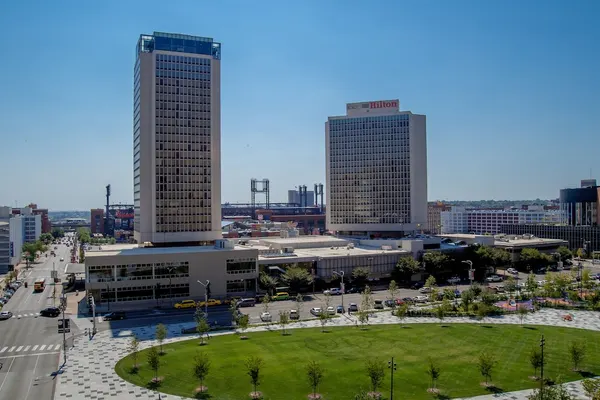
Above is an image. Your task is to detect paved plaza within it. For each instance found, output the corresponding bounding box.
[55,309,600,400]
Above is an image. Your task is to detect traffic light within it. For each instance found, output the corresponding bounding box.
[58,319,70,333]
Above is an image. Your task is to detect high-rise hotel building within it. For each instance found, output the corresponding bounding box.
[325,100,427,237]
[134,32,222,244]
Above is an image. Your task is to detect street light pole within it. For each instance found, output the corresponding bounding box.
[197,280,210,317]
[462,260,474,287]
[333,271,345,312]
[540,335,545,399]
[388,357,397,400]
[167,266,174,306]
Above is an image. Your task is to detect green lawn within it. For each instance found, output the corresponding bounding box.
[115,323,600,400]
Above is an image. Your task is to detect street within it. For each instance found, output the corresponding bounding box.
[0,241,78,400]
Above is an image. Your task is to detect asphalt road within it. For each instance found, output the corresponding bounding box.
[0,240,79,400]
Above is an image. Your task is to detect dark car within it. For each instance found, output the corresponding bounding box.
[384,299,396,308]
[346,286,362,294]
[103,311,126,321]
[40,307,61,317]
[411,282,424,290]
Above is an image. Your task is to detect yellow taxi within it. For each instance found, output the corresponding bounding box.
[197,298,222,307]
[174,299,197,309]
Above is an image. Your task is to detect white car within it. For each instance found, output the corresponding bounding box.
[447,276,460,285]
[60,257,64,262]
[419,287,432,293]
[324,288,342,295]
[414,295,429,303]
[260,312,272,322]
[507,268,518,275]
[326,306,336,315]
[310,307,322,316]
[486,275,502,283]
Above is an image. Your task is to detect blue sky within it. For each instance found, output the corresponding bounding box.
[1,0,599,210]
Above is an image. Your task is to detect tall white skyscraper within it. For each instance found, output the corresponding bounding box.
[134,32,222,244]
[325,99,427,237]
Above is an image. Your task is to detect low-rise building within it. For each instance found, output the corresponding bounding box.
[85,239,259,307]
[500,223,600,252]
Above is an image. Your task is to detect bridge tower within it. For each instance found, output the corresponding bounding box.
[251,178,270,218]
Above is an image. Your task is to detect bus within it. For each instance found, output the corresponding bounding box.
[34,279,46,292]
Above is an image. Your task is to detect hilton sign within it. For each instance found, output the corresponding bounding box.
[346,99,399,112]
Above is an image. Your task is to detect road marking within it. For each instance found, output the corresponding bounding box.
[38,345,45,351]
[24,355,40,400]
[0,347,6,353]
[0,358,15,391]
[31,345,38,351]
[23,345,31,352]
[8,346,15,352]
[0,351,59,359]
[17,315,22,318]
[16,346,23,352]
[54,344,61,351]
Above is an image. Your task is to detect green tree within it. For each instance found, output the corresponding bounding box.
[259,272,278,295]
[193,352,210,393]
[387,280,398,307]
[394,303,408,326]
[318,311,330,332]
[147,346,161,383]
[393,257,420,282]
[278,310,290,335]
[306,360,325,399]
[39,233,54,245]
[424,275,437,289]
[261,294,271,314]
[155,323,167,354]
[461,289,474,312]
[426,358,441,390]
[196,315,210,345]
[295,293,304,315]
[237,314,249,338]
[529,347,545,379]
[128,334,140,372]
[526,273,538,296]
[281,266,313,293]
[569,341,586,371]
[245,356,264,396]
[22,242,38,267]
[520,248,551,271]
[505,276,518,297]
[556,246,573,261]
[229,299,240,325]
[476,304,489,324]
[527,381,574,400]
[357,309,369,329]
[477,352,497,385]
[423,252,451,275]
[442,288,455,301]
[352,266,370,288]
[582,269,593,290]
[365,359,386,394]
[361,286,374,311]
[51,227,65,239]
[77,227,91,244]
[582,379,600,400]
[576,248,585,259]
[435,305,446,326]
[518,304,530,326]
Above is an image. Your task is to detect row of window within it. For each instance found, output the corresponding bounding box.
[157,54,212,64]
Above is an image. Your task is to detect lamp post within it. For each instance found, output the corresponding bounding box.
[462,260,474,287]
[167,267,174,306]
[388,357,397,400]
[333,271,345,312]
[197,280,210,317]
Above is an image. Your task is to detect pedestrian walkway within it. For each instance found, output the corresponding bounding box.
[11,312,40,319]
[0,343,62,355]
[54,308,600,400]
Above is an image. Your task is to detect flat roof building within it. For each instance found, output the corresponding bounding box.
[325,99,427,237]
[134,32,222,244]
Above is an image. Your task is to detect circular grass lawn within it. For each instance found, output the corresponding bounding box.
[115,323,600,400]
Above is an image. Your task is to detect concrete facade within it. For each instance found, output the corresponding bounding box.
[0,222,9,274]
[85,240,258,305]
[133,32,222,244]
[8,216,23,267]
[325,99,427,236]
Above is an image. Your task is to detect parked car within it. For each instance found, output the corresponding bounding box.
[414,295,429,303]
[60,257,64,261]
[348,303,358,312]
[323,288,342,295]
[447,276,461,285]
[453,289,461,298]
[419,287,432,294]
[336,305,345,313]
[40,307,61,317]
[326,306,336,315]
[271,292,290,301]
[374,300,384,309]
[384,299,396,308]
[260,312,272,322]
[236,298,256,307]
[197,299,222,307]
[0,298,7,305]
[174,299,197,309]
[401,297,414,303]
[289,309,300,320]
[103,311,126,321]
[486,275,503,283]
[0,311,13,320]
[507,268,518,275]
[310,307,322,316]
[346,286,362,294]
[411,282,424,290]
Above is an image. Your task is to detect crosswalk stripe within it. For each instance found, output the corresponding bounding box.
[54,344,61,351]
[23,346,30,352]
[32,345,38,351]
[17,315,22,318]
[8,346,15,352]
[16,346,23,352]
[0,347,7,353]
[39,345,46,351]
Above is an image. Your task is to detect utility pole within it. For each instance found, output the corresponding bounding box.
[60,294,68,365]
[197,280,210,318]
[388,357,397,400]
[540,335,545,400]
[52,261,56,306]
[333,271,345,312]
